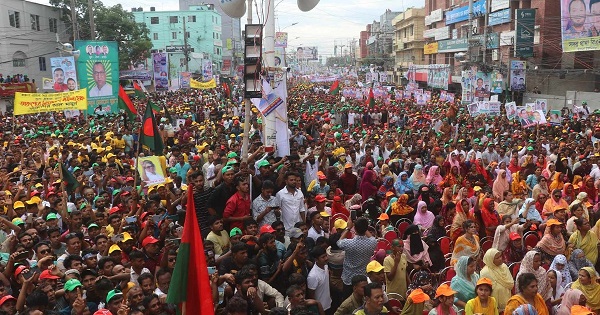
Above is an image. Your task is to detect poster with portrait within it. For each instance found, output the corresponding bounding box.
[407,65,417,84]
[549,110,563,126]
[50,57,78,92]
[427,64,450,89]
[42,77,54,90]
[425,91,432,102]
[490,70,504,94]
[440,90,447,101]
[510,60,527,91]
[535,99,548,114]
[560,0,600,52]
[152,53,169,91]
[461,67,480,104]
[274,47,286,67]
[447,93,455,104]
[275,32,288,48]
[403,90,412,99]
[75,40,119,114]
[468,103,479,116]
[180,72,191,89]
[416,92,427,105]
[137,156,165,186]
[505,102,517,120]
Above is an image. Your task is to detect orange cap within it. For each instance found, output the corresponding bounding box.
[546,218,563,227]
[377,213,390,221]
[571,305,594,315]
[476,277,493,288]
[435,284,457,298]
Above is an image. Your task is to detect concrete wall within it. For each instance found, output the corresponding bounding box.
[523,91,600,112]
[528,73,597,96]
[522,93,566,111]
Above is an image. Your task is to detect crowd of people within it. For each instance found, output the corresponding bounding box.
[0,76,599,315]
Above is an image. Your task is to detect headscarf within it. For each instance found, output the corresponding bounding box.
[450,256,479,303]
[562,183,576,203]
[536,221,566,256]
[450,199,469,241]
[550,254,572,285]
[572,267,600,311]
[493,170,510,200]
[580,176,597,204]
[516,251,550,300]
[394,171,414,195]
[557,289,584,315]
[377,176,394,198]
[569,249,594,282]
[391,194,414,216]
[518,198,543,222]
[414,201,435,230]
[426,166,443,186]
[480,198,500,229]
[549,269,565,301]
[405,224,425,256]
[345,193,362,209]
[512,304,538,315]
[359,169,378,201]
[385,197,398,214]
[543,162,555,180]
[441,187,453,205]
[428,215,447,240]
[481,248,514,310]
[411,164,427,189]
[408,271,435,298]
[331,196,349,217]
[549,172,564,191]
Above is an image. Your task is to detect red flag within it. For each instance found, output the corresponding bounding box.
[117,85,137,119]
[166,185,214,314]
[329,80,340,95]
[366,88,375,108]
[132,81,146,99]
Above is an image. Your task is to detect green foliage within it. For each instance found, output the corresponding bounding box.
[50,0,152,69]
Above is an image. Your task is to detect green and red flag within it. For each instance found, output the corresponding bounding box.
[148,100,161,113]
[163,103,173,124]
[366,87,375,108]
[133,80,146,99]
[60,164,81,195]
[117,85,138,121]
[139,102,164,154]
[166,185,214,315]
[329,80,340,95]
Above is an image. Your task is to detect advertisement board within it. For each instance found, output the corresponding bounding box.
[296,46,318,60]
[75,40,119,114]
[152,52,169,91]
[560,0,600,52]
[50,56,77,92]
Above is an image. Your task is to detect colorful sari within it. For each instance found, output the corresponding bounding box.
[569,229,599,265]
[450,256,480,304]
[450,200,469,242]
[451,233,480,265]
[571,267,600,312]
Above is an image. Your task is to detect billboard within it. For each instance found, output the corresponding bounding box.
[461,66,492,104]
[296,46,318,60]
[274,47,286,67]
[515,9,536,57]
[152,53,169,91]
[50,57,77,92]
[202,59,213,81]
[561,0,600,52]
[509,60,527,91]
[427,64,450,90]
[446,0,486,25]
[75,40,119,114]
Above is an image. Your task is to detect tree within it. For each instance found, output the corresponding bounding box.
[50,0,152,69]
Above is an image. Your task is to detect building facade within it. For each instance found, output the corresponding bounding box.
[360,9,401,68]
[0,0,68,87]
[133,5,222,77]
[392,7,426,84]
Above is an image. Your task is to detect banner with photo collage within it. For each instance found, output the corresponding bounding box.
[427,64,450,89]
[152,53,169,91]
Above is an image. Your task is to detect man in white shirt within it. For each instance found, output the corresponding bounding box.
[307,246,332,311]
[307,211,325,241]
[275,171,306,232]
[89,62,113,97]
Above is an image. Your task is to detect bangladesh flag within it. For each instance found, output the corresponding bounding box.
[329,80,340,95]
[133,81,146,99]
[60,164,80,195]
[366,87,375,108]
[167,185,214,314]
[148,100,161,113]
[118,85,138,121]
[163,103,173,124]
[139,103,164,154]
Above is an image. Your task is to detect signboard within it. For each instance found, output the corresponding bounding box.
[138,156,166,186]
[509,60,527,91]
[274,47,286,67]
[50,57,77,92]
[165,45,194,53]
[0,83,36,97]
[489,9,511,26]
[152,52,169,91]
[461,66,492,104]
[14,89,87,115]
[425,9,443,25]
[75,40,119,114]
[275,32,288,48]
[119,70,152,80]
[180,72,191,89]
[500,31,515,46]
[202,59,213,81]
[296,46,318,60]
[427,64,450,89]
[438,33,500,52]
[560,0,600,52]
[491,0,510,12]
[190,78,217,89]
[424,42,439,54]
[222,59,232,73]
[446,0,487,25]
[515,9,536,57]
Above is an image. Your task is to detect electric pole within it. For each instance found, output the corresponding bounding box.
[183,16,189,71]
[70,0,78,40]
[88,0,95,39]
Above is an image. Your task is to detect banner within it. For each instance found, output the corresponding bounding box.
[535,99,548,114]
[14,89,87,116]
[50,56,77,92]
[275,32,288,48]
[274,47,286,67]
[190,78,216,89]
[518,106,547,127]
[180,72,191,89]
[152,52,169,91]
[505,101,517,120]
[461,66,491,103]
[561,0,600,52]
[549,110,563,126]
[509,60,527,91]
[427,64,450,89]
[42,78,54,90]
[75,40,119,114]
[296,46,318,60]
[201,59,213,81]
[515,9,536,57]
[490,70,504,93]
[119,70,152,80]
[138,156,166,186]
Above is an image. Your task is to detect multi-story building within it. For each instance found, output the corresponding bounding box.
[0,0,68,86]
[133,5,222,76]
[392,7,426,84]
[361,9,401,69]
[179,0,241,76]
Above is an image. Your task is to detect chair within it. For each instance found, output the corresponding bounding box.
[440,266,456,282]
[438,236,452,255]
[445,224,452,236]
[481,239,493,253]
[376,238,391,252]
[384,230,399,243]
[509,262,521,279]
[396,220,411,239]
[524,233,539,249]
[388,298,403,315]
[565,282,573,289]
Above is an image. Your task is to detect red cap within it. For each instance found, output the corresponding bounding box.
[30,190,41,197]
[142,236,159,247]
[108,207,122,215]
[46,191,57,197]
[193,155,201,161]
[0,295,16,306]
[13,265,27,278]
[315,195,327,202]
[126,177,135,182]
[259,225,275,235]
[39,269,60,280]
[509,232,522,240]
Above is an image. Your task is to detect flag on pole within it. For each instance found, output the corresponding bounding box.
[163,103,173,124]
[329,80,340,95]
[366,87,375,108]
[117,85,138,121]
[133,81,146,99]
[60,164,81,195]
[166,185,215,315]
[139,103,164,154]
[148,100,161,113]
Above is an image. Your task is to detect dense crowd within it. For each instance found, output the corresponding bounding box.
[0,76,599,315]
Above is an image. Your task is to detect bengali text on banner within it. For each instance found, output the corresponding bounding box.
[14,89,88,115]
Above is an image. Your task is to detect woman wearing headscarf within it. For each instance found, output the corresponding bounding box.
[557,289,586,315]
[451,219,480,265]
[359,168,379,201]
[441,188,453,207]
[543,163,556,181]
[441,202,456,229]
[556,158,573,183]
[377,176,395,199]
[408,270,436,301]
[526,168,542,198]
[411,164,427,193]
[426,166,443,188]
[570,192,591,221]
[331,195,349,217]
[493,215,525,252]
[547,269,565,314]
[571,267,600,313]
[394,171,414,196]
[441,166,461,189]
[533,176,550,201]
[414,201,435,232]
[390,194,415,222]
[508,156,522,174]
[519,198,543,225]
[516,251,551,300]
[450,199,470,242]
[569,249,595,282]
[480,248,514,311]
[549,172,565,191]
[549,254,573,286]
[380,164,397,182]
[536,219,566,263]
[429,215,447,241]
[402,224,432,266]
[479,197,500,237]
[493,170,511,202]
[562,183,576,204]
[505,271,550,315]
[450,256,480,308]
[580,176,597,204]
[512,171,529,200]
[569,217,598,265]
[344,193,362,209]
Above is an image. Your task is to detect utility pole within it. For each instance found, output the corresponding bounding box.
[88,0,95,39]
[241,0,253,160]
[70,0,78,40]
[482,0,490,62]
[183,16,189,71]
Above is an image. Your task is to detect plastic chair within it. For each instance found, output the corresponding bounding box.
[384,230,399,243]
[438,236,452,255]
[481,239,493,253]
[509,262,521,279]
[440,266,456,282]
[376,238,391,252]
[388,298,403,315]
[396,220,411,238]
[524,233,539,249]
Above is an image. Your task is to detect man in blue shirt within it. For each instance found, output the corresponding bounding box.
[174,155,191,184]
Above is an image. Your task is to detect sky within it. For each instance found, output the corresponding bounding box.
[31,0,425,58]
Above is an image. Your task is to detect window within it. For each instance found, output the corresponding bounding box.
[172,32,177,39]
[410,26,414,36]
[49,18,58,33]
[150,17,159,24]
[153,33,158,40]
[185,31,190,39]
[38,57,46,71]
[13,51,26,67]
[188,15,196,22]
[31,14,40,30]
[9,11,20,28]
[170,16,178,23]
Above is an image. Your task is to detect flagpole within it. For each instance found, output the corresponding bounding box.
[241,98,251,162]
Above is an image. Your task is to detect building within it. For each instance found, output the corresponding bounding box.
[392,7,426,84]
[360,9,401,68]
[179,0,241,76]
[0,0,68,87]
[133,5,222,77]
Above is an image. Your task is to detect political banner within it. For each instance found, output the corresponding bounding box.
[535,99,548,114]
[416,93,427,105]
[427,64,450,89]
[505,102,517,120]
[447,93,455,104]
[275,32,288,48]
[50,56,78,92]
[517,105,546,127]
[274,47,286,67]
[490,70,504,94]
[152,52,169,91]
[509,60,527,91]
[461,66,491,103]
[202,59,213,81]
[296,46,318,60]
[138,156,166,186]
[468,103,479,116]
[0,83,35,97]
[14,89,88,116]
[190,78,217,89]
[440,90,447,101]
[478,101,502,116]
[561,0,600,52]
[549,110,563,126]
[75,40,119,114]
[42,78,54,90]
[180,72,191,89]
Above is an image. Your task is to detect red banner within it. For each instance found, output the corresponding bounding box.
[0,83,36,97]
[222,59,232,72]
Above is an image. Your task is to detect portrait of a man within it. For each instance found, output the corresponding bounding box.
[89,62,113,97]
